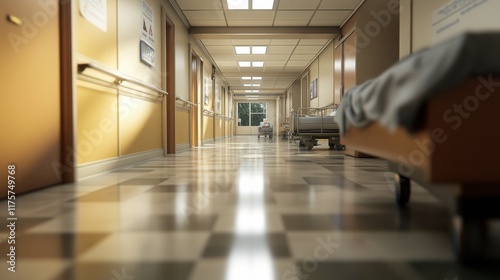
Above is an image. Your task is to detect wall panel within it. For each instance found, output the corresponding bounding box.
[119,95,162,155]
[176,108,190,145]
[76,86,119,164]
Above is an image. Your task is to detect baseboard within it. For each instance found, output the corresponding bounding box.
[201,138,215,145]
[176,143,191,152]
[77,148,164,179]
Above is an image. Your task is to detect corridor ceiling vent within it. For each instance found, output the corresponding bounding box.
[227,0,274,10]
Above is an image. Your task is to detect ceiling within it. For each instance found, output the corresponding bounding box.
[169,0,364,99]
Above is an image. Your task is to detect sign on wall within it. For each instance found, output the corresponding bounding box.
[140,1,155,66]
[80,0,107,32]
[141,1,155,45]
[432,0,500,43]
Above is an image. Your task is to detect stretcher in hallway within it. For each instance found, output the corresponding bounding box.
[336,32,500,263]
[290,106,343,151]
[258,119,273,139]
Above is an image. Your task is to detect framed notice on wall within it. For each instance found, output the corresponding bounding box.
[80,0,107,32]
[140,1,155,66]
[140,40,155,66]
[310,78,317,100]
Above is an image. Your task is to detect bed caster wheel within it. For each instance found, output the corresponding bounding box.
[298,141,307,151]
[335,144,344,151]
[394,174,410,206]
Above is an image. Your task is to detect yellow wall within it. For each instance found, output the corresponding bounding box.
[76,0,117,67]
[176,109,190,145]
[120,95,162,155]
[216,118,224,139]
[76,0,166,165]
[1,0,63,196]
[76,85,119,164]
[203,115,214,141]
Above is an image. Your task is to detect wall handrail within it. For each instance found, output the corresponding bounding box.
[78,63,168,96]
[175,97,198,106]
[203,109,215,116]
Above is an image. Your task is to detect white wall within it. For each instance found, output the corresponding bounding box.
[318,42,334,107]
[118,0,164,88]
[411,0,500,51]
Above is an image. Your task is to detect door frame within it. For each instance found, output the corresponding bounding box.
[60,1,75,182]
[162,10,176,154]
[190,48,200,147]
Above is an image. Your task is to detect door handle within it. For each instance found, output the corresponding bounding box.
[7,14,23,26]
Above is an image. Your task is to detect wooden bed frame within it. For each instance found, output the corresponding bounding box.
[340,77,500,262]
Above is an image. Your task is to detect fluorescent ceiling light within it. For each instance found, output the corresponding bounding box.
[252,77,262,80]
[252,61,264,67]
[242,77,252,80]
[244,84,252,87]
[252,84,260,87]
[227,0,248,9]
[239,61,251,67]
[245,90,253,93]
[252,0,274,9]
[228,0,273,10]
[235,46,251,54]
[252,46,267,54]
[252,90,260,93]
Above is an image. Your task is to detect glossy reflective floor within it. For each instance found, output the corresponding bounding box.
[1,136,499,280]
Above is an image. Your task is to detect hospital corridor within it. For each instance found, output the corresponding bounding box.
[2,0,500,279]
[1,136,499,280]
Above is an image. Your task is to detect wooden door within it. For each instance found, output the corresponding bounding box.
[1,1,64,198]
[191,51,199,146]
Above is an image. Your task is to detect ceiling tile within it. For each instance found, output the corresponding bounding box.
[268,46,295,54]
[309,10,352,26]
[264,61,287,67]
[231,39,271,45]
[201,39,233,46]
[218,66,240,72]
[289,54,316,61]
[274,10,314,26]
[286,61,309,67]
[277,0,321,10]
[298,39,330,46]
[226,11,275,26]
[183,11,226,26]
[318,0,362,10]
[270,39,300,45]
[263,54,291,61]
[205,46,234,55]
[176,0,222,10]
[293,45,323,55]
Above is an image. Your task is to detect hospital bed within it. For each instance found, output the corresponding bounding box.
[335,32,500,262]
[290,106,343,150]
[258,120,273,139]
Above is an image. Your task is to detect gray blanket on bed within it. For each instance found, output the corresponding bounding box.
[335,32,500,134]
